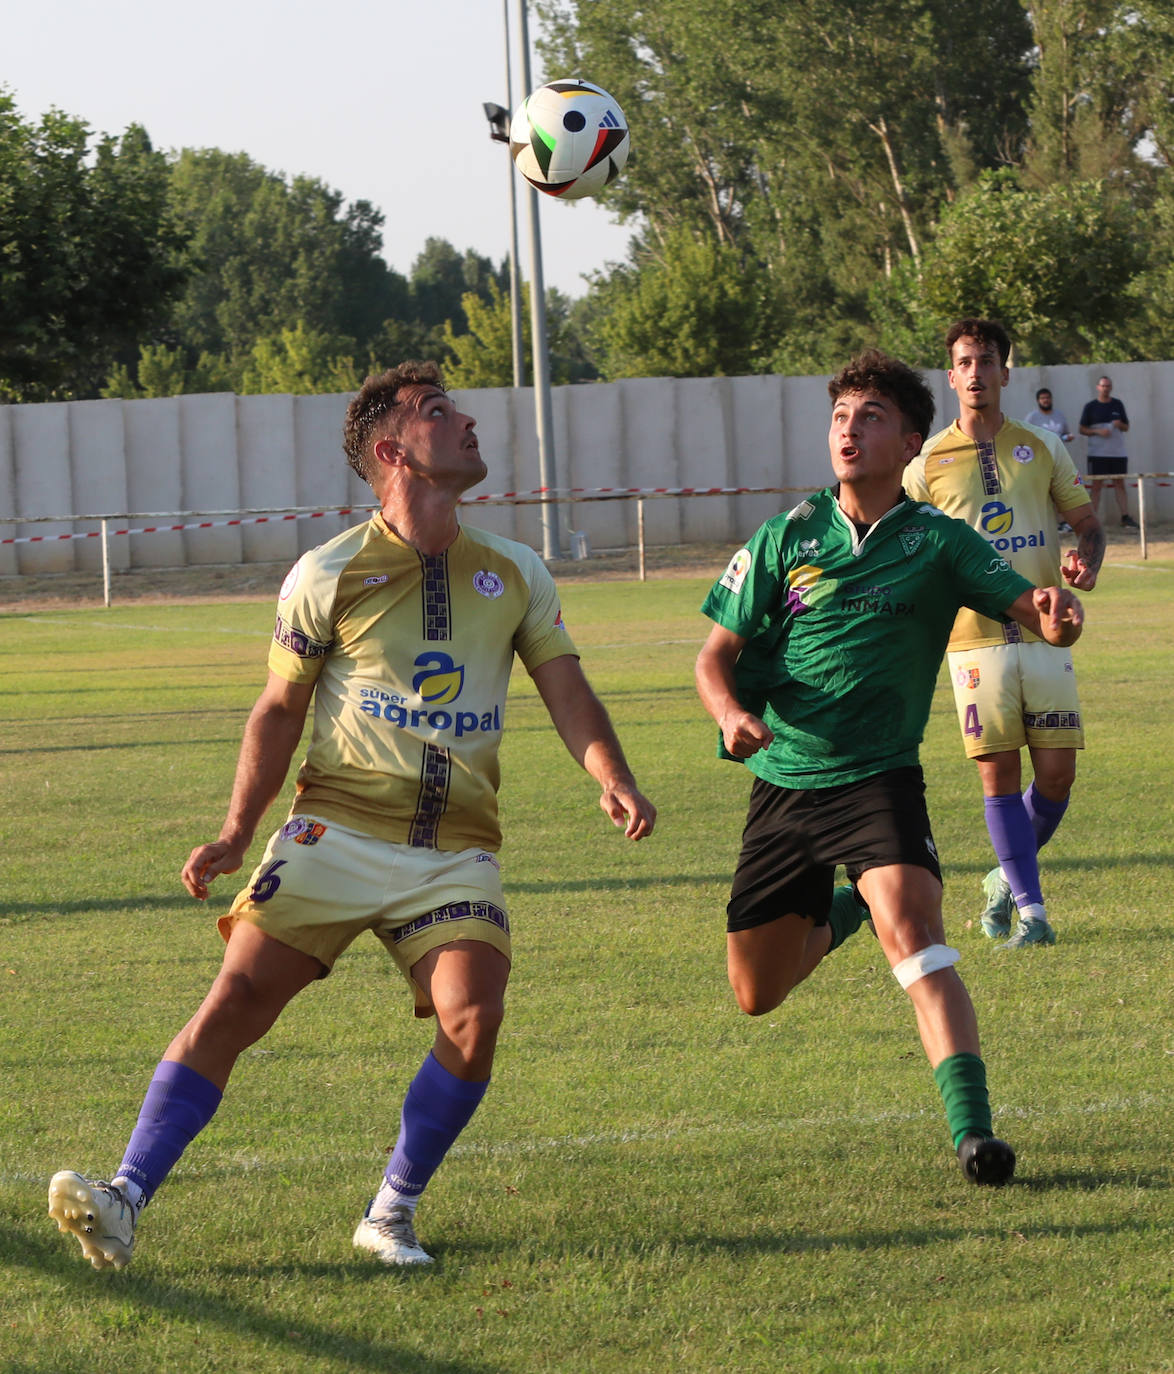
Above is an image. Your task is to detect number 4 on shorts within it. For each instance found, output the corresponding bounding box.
[964,704,983,741]
[250,859,286,903]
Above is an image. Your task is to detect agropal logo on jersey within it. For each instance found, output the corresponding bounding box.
[357,651,501,738]
[979,500,1045,555]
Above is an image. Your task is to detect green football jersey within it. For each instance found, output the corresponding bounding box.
[701,488,1032,788]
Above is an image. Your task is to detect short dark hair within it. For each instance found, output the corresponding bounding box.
[1035,387,1052,402]
[343,360,446,484]
[827,349,935,443]
[945,317,1011,366]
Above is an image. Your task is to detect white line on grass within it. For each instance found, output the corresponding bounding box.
[7,1090,1166,1185]
[24,616,268,636]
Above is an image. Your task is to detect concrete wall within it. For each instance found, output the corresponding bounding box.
[1,362,1169,576]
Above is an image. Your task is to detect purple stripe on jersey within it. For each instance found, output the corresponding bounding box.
[421,553,451,640]
[409,742,451,848]
[978,439,1001,495]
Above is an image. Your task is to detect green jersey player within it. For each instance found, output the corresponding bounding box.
[696,350,1084,1186]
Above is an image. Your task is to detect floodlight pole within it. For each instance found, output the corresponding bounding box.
[483,98,525,392]
[514,0,561,561]
[502,2,524,388]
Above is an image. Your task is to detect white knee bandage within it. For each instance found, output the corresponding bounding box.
[892,943,960,990]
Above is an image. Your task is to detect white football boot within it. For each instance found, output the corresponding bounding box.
[353,1201,433,1266]
[49,1171,138,1270]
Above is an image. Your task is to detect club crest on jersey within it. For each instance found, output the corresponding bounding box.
[898,525,926,558]
[956,664,980,690]
[1013,445,1034,463]
[474,570,504,599]
[720,549,751,594]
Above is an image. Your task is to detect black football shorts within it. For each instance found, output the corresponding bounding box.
[726,765,942,932]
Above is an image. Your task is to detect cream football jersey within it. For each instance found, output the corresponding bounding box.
[903,418,1089,650]
[269,513,576,852]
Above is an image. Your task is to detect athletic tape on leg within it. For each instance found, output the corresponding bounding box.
[892,943,960,990]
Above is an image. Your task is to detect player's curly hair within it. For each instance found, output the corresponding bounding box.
[945,317,1011,366]
[343,360,446,485]
[827,349,935,442]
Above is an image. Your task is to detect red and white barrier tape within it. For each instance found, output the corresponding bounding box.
[2,479,1170,548]
[0,507,367,548]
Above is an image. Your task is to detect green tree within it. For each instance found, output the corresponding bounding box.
[535,0,1032,375]
[581,230,778,380]
[872,169,1144,364]
[238,321,362,395]
[164,148,405,362]
[442,280,594,388]
[0,94,185,401]
[1020,0,1141,185]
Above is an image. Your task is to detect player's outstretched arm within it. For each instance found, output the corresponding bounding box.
[182,671,316,899]
[695,623,774,760]
[1061,503,1105,591]
[530,655,656,840]
[1004,587,1084,648]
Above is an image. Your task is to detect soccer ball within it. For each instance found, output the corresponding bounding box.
[509,79,630,200]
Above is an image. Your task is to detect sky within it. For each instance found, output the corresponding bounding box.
[2,0,637,298]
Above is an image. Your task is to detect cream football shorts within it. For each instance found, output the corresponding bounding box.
[219,815,511,1016]
[947,641,1084,759]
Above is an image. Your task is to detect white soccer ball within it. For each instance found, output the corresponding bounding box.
[509,79,630,201]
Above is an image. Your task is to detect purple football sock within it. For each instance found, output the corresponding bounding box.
[1023,780,1069,851]
[984,793,1043,909]
[384,1052,489,1199]
[117,1060,223,1203]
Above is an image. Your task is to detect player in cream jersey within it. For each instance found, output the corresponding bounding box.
[272,510,574,853]
[906,416,1091,651]
[49,361,655,1274]
[904,319,1104,951]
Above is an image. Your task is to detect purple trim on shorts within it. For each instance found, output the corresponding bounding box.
[392,899,510,945]
[1023,708,1081,730]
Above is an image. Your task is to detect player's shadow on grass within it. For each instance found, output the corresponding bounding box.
[0,735,241,755]
[1,895,186,920]
[508,872,732,894]
[688,1207,1169,1259]
[1014,1167,1170,1192]
[949,852,1174,876]
[4,1223,491,1374]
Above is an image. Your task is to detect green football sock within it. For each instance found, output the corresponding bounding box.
[933,1052,993,1149]
[825,884,868,952]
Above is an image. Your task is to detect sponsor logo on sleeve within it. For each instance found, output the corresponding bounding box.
[279,562,300,600]
[363,573,389,587]
[720,549,751,593]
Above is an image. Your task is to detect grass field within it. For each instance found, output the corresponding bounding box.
[1,554,1172,1373]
